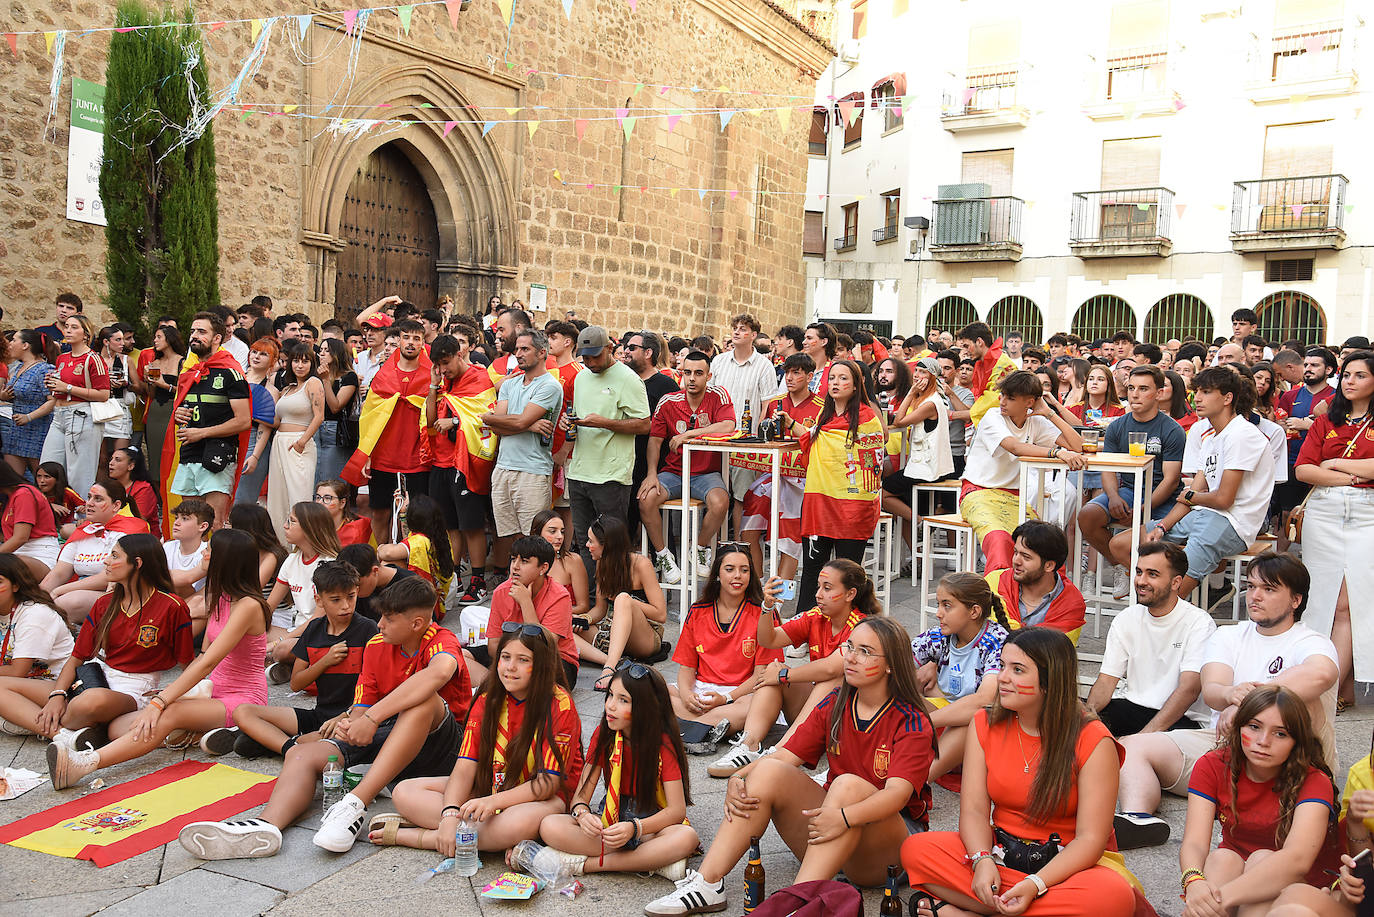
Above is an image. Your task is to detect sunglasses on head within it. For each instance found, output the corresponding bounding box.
[501,622,545,638]
[615,659,651,680]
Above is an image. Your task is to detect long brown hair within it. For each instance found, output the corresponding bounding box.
[989,627,1089,824]
[590,515,635,599]
[0,554,58,613]
[826,617,933,756]
[203,529,271,631]
[822,559,882,617]
[937,572,1010,630]
[579,664,692,812]
[1222,685,1333,846]
[85,534,175,658]
[472,625,567,797]
[291,501,340,559]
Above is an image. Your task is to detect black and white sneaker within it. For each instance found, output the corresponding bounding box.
[69,724,109,751]
[1206,580,1237,616]
[179,818,282,860]
[457,577,489,605]
[199,727,240,756]
[684,718,731,756]
[644,869,728,915]
[233,731,273,758]
[1113,812,1171,849]
[313,793,367,852]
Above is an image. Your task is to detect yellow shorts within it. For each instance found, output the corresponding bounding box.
[958,487,1035,546]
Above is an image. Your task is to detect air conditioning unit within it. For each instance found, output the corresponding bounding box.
[839,40,860,63]
[934,183,990,245]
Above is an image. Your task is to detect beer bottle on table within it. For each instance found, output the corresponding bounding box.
[880,864,902,917]
[740,402,752,435]
[744,836,764,912]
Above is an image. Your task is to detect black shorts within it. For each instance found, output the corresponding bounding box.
[429,465,490,532]
[369,470,431,516]
[330,708,460,783]
[293,707,336,735]
[882,471,913,503]
[1273,477,1310,513]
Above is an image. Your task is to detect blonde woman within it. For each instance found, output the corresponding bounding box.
[22,314,110,496]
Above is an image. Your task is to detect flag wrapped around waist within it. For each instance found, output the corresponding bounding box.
[158,348,249,537]
[341,351,433,487]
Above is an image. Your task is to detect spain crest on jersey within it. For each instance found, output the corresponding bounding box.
[873,745,891,780]
[742,636,757,658]
[136,624,159,648]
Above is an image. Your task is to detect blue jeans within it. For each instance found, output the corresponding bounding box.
[1163,508,1248,581]
[314,419,350,485]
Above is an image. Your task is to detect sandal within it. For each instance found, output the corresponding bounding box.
[1338,698,1355,714]
[368,813,415,846]
[908,892,947,917]
[593,666,615,693]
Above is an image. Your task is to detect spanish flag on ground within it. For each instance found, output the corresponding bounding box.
[341,350,434,488]
[798,403,885,541]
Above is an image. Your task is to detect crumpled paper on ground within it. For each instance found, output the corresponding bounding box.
[1,767,45,800]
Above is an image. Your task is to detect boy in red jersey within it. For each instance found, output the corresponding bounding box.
[179,577,472,860]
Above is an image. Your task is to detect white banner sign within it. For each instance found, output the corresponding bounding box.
[66,77,106,226]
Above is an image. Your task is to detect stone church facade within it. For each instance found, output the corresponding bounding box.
[0,0,831,335]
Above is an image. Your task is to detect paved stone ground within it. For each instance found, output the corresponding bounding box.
[4,571,1371,917]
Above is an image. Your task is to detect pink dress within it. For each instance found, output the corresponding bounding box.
[206,596,269,727]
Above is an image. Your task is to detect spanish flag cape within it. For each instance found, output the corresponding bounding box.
[340,350,434,488]
[968,338,1019,426]
[441,363,499,495]
[158,348,249,538]
[799,402,885,540]
[69,503,151,543]
[986,566,1087,645]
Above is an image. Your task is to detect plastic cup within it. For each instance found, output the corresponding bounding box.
[1081,429,1102,454]
[1128,432,1147,456]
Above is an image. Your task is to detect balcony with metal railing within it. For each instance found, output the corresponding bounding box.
[929,195,1024,262]
[940,67,1030,132]
[1247,22,1356,102]
[872,224,899,245]
[1069,187,1174,258]
[1230,175,1347,253]
[833,232,858,253]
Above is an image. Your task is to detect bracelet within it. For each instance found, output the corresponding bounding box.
[149,696,166,711]
[965,850,994,866]
[570,803,592,818]
[1026,874,1048,898]
[48,689,67,699]
[440,805,462,818]
[633,818,642,839]
[362,711,376,724]
[840,807,851,829]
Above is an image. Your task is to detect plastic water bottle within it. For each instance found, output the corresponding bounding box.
[454,818,480,877]
[510,839,571,892]
[321,755,344,812]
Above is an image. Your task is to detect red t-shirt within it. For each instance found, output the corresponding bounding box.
[780,608,865,661]
[1068,401,1127,425]
[372,400,425,473]
[486,578,576,666]
[586,724,683,800]
[432,364,495,470]
[337,516,373,547]
[672,599,782,687]
[127,480,160,535]
[783,690,936,824]
[2,484,58,539]
[55,351,110,403]
[1295,414,1374,486]
[73,590,194,673]
[1189,748,1342,885]
[458,688,584,798]
[352,623,472,719]
[550,362,582,452]
[649,387,735,476]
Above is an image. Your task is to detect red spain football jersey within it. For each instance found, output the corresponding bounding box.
[352,623,472,719]
[649,387,735,477]
[73,590,193,674]
[672,600,783,687]
[459,687,584,798]
[780,608,866,661]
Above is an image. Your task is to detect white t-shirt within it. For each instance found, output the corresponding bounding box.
[222,336,249,371]
[963,407,1059,490]
[276,551,324,624]
[1100,598,1216,725]
[1181,416,1275,543]
[0,601,74,673]
[164,539,208,593]
[1203,620,1339,751]
[1254,415,1289,485]
[58,530,121,577]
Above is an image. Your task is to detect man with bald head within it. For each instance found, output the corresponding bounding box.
[1214,342,1245,367]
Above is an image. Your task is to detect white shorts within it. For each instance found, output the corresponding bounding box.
[15,536,60,568]
[98,661,161,711]
[271,605,305,631]
[693,680,742,701]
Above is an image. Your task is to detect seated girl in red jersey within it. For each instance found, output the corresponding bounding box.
[41,480,150,626]
[708,558,878,778]
[645,616,936,917]
[35,461,83,532]
[316,479,373,548]
[1181,685,1343,916]
[0,534,192,764]
[47,530,271,788]
[669,544,782,754]
[369,623,583,853]
[901,627,1141,917]
[0,464,61,577]
[538,661,700,879]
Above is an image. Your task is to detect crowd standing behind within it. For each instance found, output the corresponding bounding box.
[4,290,1374,916]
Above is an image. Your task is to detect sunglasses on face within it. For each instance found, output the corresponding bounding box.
[501,622,544,638]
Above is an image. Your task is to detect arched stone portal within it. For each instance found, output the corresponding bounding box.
[300,63,520,318]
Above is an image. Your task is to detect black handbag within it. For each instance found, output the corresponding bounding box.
[994,827,1063,874]
[72,660,109,696]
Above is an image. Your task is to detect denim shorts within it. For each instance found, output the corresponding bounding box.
[657,471,727,501]
[1087,487,1174,524]
[1163,508,1248,581]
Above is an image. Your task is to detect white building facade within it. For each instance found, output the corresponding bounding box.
[803,0,1373,347]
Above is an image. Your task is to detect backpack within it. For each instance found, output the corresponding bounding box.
[750,880,863,917]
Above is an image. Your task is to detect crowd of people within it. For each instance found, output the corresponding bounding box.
[2,290,1374,917]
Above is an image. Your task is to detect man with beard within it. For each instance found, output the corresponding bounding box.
[167,312,251,530]
[1274,346,1337,531]
[983,520,1086,643]
[488,307,534,380]
[343,320,433,543]
[622,331,680,538]
[1086,542,1215,738]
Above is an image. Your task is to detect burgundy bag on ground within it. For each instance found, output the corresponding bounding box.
[749,880,863,917]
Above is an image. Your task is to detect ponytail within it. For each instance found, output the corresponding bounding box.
[823,558,882,617]
[937,572,1009,630]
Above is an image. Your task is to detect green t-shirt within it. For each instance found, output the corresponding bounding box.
[566,360,650,485]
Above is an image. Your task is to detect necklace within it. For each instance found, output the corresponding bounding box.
[1014,715,1039,774]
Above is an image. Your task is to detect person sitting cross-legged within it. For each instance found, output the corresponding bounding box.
[985,520,1086,643]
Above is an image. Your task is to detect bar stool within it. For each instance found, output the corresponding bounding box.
[917,514,977,630]
[1194,537,1276,621]
[864,512,896,614]
[641,497,702,622]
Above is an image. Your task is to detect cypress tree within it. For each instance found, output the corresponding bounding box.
[100,1,220,339]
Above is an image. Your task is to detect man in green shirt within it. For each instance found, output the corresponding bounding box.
[566,326,651,578]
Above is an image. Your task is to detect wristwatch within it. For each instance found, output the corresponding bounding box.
[778,667,790,685]
[1182,488,1196,504]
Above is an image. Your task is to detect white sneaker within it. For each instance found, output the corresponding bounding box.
[1080,571,1097,597]
[180,817,283,859]
[706,739,761,778]
[547,847,587,876]
[313,792,367,852]
[1,717,33,736]
[652,857,689,882]
[51,726,79,748]
[644,869,728,915]
[695,546,713,578]
[1112,565,1132,600]
[46,742,99,790]
[657,550,683,586]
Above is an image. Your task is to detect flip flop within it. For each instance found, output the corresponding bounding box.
[368,813,415,846]
[593,666,615,693]
[908,892,947,917]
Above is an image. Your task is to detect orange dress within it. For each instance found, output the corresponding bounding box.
[900,712,1140,917]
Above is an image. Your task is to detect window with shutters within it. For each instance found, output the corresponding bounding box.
[1144,294,1214,343]
[962,21,1020,113]
[1099,137,1162,240]
[1255,291,1326,344]
[925,297,978,336]
[843,107,863,150]
[961,149,1014,197]
[851,0,867,39]
[804,211,825,256]
[875,190,900,243]
[809,108,828,156]
[1105,1,1169,100]
[1258,121,1335,230]
[1072,295,1136,342]
[1265,259,1315,282]
[836,203,858,251]
[1270,0,1343,82]
[879,82,903,132]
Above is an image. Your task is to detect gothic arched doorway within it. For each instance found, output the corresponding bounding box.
[335,143,441,323]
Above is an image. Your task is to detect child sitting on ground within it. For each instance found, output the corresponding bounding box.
[178,576,472,859]
[216,561,378,758]
[163,499,212,634]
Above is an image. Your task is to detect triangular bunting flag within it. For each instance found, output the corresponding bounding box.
[209,21,226,32]
[344,9,358,33]
[442,120,457,137]
[1175,204,1186,219]
[666,110,682,131]
[283,104,297,113]
[615,106,630,124]
[777,106,791,130]
[504,107,519,116]
[419,102,432,108]
[482,121,496,137]
[613,184,621,193]
[586,183,594,190]
[622,116,636,141]
[553,169,561,181]
[628,0,638,9]
[239,111,251,122]
[3,34,14,56]
[498,0,514,24]
[44,31,56,54]
[251,18,263,42]
[1303,34,1324,55]
[670,188,679,198]
[562,0,575,16]
[697,189,708,201]
[633,83,643,96]
[397,6,413,33]
[296,14,310,38]
[575,118,590,141]
[527,120,539,138]
[719,109,735,130]
[445,0,462,27]
[1291,203,1306,218]
[1346,204,1355,214]
[838,99,856,126]
[728,190,738,200]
